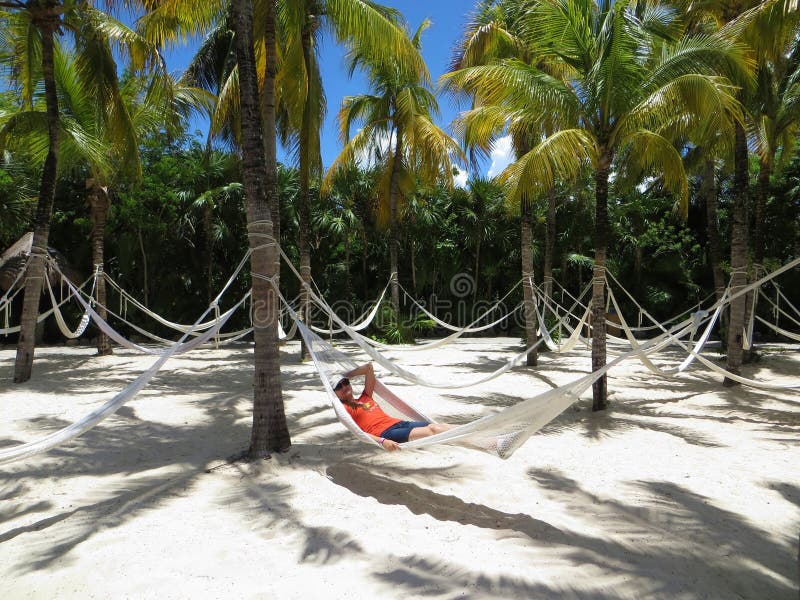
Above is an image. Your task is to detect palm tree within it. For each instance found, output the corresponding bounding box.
[742,11,800,358]
[314,171,362,300]
[0,0,172,380]
[1,0,64,382]
[325,19,463,313]
[230,0,289,456]
[142,0,425,454]
[165,1,423,361]
[277,0,419,358]
[177,152,244,302]
[443,0,750,409]
[402,184,448,297]
[75,61,209,355]
[322,162,378,299]
[458,176,503,303]
[448,0,569,366]
[679,0,795,379]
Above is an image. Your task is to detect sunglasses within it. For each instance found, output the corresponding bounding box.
[334,378,350,391]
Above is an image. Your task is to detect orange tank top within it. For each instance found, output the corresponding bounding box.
[344,394,401,436]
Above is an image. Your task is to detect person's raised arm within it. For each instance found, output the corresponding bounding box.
[344,362,375,397]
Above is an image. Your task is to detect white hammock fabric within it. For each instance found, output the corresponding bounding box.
[309,280,389,334]
[295,315,601,458]
[399,280,522,333]
[535,290,592,353]
[751,285,800,342]
[289,279,543,388]
[755,315,800,342]
[535,291,632,355]
[291,258,800,457]
[760,288,800,329]
[0,264,26,312]
[81,276,296,348]
[605,283,722,377]
[357,303,523,353]
[0,246,261,466]
[605,267,800,389]
[0,273,97,335]
[776,286,800,319]
[54,263,246,356]
[544,272,720,352]
[293,253,800,391]
[103,272,237,334]
[549,277,713,335]
[45,270,95,339]
[293,302,705,458]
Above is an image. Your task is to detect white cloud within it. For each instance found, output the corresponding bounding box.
[453,165,468,189]
[487,135,514,178]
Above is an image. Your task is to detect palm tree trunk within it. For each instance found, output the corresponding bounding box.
[232,0,290,456]
[634,246,643,292]
[742,155,772,360]
[14,11,61,383]
[361,231,368,300]
[473,238,481,304]
[411,241,417,295]
[725,122,749,385]
[521,201,538,366]
[702,158,728,346]
[298,192,311,359]
[592,150,611,411]
[204,202,214,303]
[344,233,351,299]
[203,136,215,304]
[137,226,149,305]
[753,156,771,265]
[389,130,403,313]
[297,17,317,361]
[87,180,112,356]
[544,186,556,301]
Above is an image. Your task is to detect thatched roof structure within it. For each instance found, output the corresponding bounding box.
[0,232,84,292]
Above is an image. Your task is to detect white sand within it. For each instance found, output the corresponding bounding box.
[0,338,798,599]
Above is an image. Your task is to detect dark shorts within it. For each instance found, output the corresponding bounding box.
[380,421,429,443]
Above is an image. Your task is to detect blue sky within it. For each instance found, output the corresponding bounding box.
[160,1,513,181]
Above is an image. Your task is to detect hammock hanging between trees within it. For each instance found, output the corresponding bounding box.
[275,254,800,457]
[2,246,797,466]
[292,308,703,459]
[295,318,588,458]
[274,263,710,457]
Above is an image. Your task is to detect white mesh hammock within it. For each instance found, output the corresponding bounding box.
[295,318,588,458]
[280,255,800,458]
[0,253,250,466]
[309,279,390,334]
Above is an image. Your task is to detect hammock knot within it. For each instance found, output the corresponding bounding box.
[252,272,280,288]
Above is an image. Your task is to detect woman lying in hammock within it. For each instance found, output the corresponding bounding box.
[334,362,453,451]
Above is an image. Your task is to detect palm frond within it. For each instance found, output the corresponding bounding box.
[500,128,595,206]
[325,0,429,84]
[625,129,689,217]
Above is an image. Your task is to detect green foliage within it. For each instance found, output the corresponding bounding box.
[371,303,435,345]
[0,164,36,248]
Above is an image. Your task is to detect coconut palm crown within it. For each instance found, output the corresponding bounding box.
[442,0,753,409]
[325,19,464,310]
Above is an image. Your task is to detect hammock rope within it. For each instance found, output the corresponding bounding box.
[0,272,97,336]
[287,290,705,458]
[308,279,390,334]
[284,258,800,456]
[398,279,523,333]
[0,244,266,466]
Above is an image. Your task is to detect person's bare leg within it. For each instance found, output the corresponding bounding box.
[408,423,454,441]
